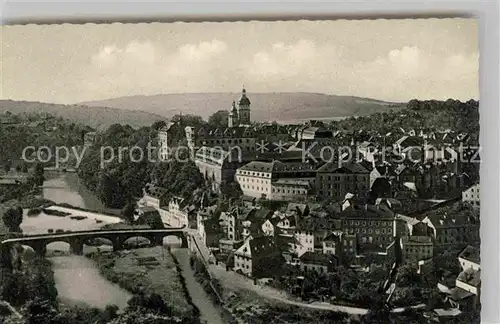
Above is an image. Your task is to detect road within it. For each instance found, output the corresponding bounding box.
[208,264,370,315]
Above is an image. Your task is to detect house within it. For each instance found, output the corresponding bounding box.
[393,136,422,159]
[286,203,310,217]
[401,235,434,264]
[440,245,481,311]
[219,210,240,241]
[261,219,275,236]
[342,233,358,259]
[315,161,370,201]
[271,211,296,235]
[299,126,333,140]
[358,141,377,162]
[299,251,338,273]
[233,236,285,278]
[138,183,192,227]
[236,161,277,199]
[339,203,397,248]
[166,197,191,228]
[271,179,310,201]
[322,231,343,256]
[219,239,244,255]
[458,245,480,271]
[421,205,480,247]
[293,229,314,256]
[235,160,316,201]
[461,184,480,208]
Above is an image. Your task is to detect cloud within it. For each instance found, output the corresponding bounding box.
[85,39,230,97]
[244,40,478,101]
[250,40,317,77]
[83,38,478,102]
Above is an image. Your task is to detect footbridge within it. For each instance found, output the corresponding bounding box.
[0,227,188,268]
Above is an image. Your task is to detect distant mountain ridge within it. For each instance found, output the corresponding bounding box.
[0,100,164,129]
[80,92,405,123]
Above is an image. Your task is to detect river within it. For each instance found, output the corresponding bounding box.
[21,173,225,323]
[20,172,132,309]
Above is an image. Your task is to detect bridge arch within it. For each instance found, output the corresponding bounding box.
[122,236,152,248]
[46,241,71,254]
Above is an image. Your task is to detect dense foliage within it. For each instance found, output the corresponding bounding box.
[332,99,479,144]
[78,122,206,209]
[0,112,92,167]
[1,207,23,233]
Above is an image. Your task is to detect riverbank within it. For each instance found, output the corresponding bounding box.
[86,246,199,322]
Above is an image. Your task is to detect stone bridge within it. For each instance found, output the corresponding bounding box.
[0,227,188,268]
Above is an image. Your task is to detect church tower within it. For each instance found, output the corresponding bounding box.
[228,101,239,128]
[237,87,251,126]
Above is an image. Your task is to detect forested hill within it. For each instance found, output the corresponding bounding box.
[0,100,164,129]
[80,92,404,123]
[333,98,479,142]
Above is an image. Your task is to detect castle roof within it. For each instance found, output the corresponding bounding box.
[238,88,251,106]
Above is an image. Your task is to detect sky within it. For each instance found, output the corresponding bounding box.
[1,18,478,104]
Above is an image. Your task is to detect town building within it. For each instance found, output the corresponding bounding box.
[315,161,370,201]
[293,229,315,256]
[233,236,284,278]
[439,245,481,311]
[321,231,343,256]
[194,146,250,192]
[166,196,193,228]
[137,183,191,227]
[458,245,480,272]
[339,203,400,251]
[420,204,480,248]
[235,160,316,200]
[401,235,434,264]
[235,161,275,199]
[299,251,338,273]
[462,184,480,208]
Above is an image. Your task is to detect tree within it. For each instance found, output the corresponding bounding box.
[2,207,23,233]
[32,162,45,186]
[103,304,119,321]
[121,202,136,224]
[21,297,58,324]
[3,161,12,173]
[220,181,242,200]
[208,110,229,129]
[151,120,167,131]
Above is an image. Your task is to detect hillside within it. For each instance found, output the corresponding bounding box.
[0,100,164,129]
[80,92,405,123]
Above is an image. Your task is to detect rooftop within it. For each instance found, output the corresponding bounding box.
[317,161,370,174]
[238,161,279,173]
[458,245,480,264]
[456,268,481,287]
[300,251,338,266]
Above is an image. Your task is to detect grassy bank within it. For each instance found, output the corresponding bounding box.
[54,203,121,217]
[189,255,238,324]
[86,247,199,322]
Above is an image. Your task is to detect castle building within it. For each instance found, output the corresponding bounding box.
[228,87,251,127]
